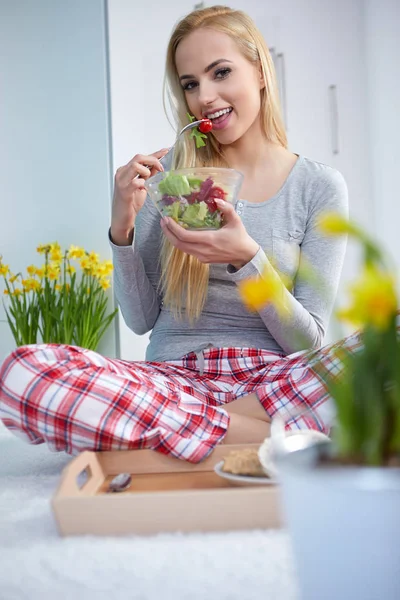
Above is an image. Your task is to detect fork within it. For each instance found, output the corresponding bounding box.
[135,119,206,178]
[162,119,206,165]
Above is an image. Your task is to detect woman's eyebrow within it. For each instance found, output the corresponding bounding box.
[179,59,233,81]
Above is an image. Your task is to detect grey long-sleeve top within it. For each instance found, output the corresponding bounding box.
[110,155,348,362]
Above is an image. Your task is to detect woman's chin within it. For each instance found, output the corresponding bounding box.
[215,130,244,146]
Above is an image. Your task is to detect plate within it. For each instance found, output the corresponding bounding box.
[214,461,276,486]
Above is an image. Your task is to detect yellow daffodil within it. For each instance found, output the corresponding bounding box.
[80,257,95,275]
[0,263,9,276]
[317,212,359,237]
[66,265,76,275]
[94,264,106,278]
[94,262,113,278]
[238,266,290,316]
[102,260,113,275]
[68,245,85,259]
[50,247,63,262]
[36,244,51,254]
[99,278,111,291]
[3,289,9,295]
[35,267,45,278]
[9,273,19,284]
[22,278,41,292]
[27,265,37,276]
[46,265,60,281]
[337,265,397,330]
[88,251,99,265]
[12,288,22,297]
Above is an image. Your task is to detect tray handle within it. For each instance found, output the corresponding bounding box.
[54,451,104,497]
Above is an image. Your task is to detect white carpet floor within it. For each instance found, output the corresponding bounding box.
[0,422,299,600]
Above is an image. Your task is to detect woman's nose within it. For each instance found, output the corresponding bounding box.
[197,80,218,107]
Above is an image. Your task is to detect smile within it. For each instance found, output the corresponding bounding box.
[206,107,233,120]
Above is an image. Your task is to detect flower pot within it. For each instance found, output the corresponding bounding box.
[276,443,400,600]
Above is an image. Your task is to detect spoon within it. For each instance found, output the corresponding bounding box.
[107,472,132,493]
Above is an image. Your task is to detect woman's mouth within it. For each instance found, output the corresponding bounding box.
[206,107,233,130]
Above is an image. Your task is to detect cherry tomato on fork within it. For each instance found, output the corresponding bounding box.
[199,119,213,133]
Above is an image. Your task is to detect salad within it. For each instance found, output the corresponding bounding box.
[157,173,227,229]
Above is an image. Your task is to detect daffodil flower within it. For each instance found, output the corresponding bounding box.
[337,265,397,330]
[68,245,85,259]
[0,263,9,276]
[238,265,290,316]
[99,278,111,291]
[317,212,359,236]
[1,241,117,350]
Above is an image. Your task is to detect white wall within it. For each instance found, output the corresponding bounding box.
[364,0,400,266]
[107,0,193,360]
[0,0,118,360]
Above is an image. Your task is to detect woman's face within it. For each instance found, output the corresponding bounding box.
[175,28,263,145]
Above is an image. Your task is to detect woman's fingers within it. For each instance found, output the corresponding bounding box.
[162,217,212,245]
[126,153,165,177]
[130,162,152,180]
[151,148,170,159]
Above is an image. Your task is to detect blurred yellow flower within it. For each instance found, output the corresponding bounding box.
[317,212,358,236]
[36,244,51,254]
[68,245,85,259]
[238,266,290,316]
[66,265,76,275]
[9,273,19,284]
[50,247,63,262]
[27,265,36,276]
[3,289,9,295]
[0,263,9,276]
[12,288,22,297]
[35,267,45,278]
[337,265,397,330]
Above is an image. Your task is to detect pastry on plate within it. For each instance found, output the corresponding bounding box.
[222,447,267,477]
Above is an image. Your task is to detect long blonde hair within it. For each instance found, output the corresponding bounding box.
[160,5,287,322]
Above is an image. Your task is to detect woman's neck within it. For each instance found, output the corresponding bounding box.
[222,123,289,177]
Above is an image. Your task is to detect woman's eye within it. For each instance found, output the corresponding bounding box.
[215,67,231,79]
[183,81,198,92]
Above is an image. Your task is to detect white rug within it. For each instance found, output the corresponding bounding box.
[0,422,299,600]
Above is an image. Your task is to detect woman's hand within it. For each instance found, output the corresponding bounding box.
[111,148,169,246]
[160,199,260,269]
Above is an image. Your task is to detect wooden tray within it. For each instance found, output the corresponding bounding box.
[52,444,283,536]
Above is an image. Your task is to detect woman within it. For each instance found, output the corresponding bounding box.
[0,6,350,462]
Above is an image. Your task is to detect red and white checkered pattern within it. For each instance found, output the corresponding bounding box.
[0,327,368,462]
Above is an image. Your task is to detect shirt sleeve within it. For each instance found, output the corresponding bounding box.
[228,168,349,354]
[109,195,163,335]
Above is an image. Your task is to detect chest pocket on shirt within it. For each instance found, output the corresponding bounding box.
[271,228,305,282]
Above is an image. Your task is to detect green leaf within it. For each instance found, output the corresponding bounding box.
[186,113,208,148]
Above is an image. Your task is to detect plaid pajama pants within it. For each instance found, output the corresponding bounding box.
[0,329,366,463]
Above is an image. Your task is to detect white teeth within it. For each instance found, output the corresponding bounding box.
[207,107,232,120]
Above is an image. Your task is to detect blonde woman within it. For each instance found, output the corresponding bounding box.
[0,6,350,461]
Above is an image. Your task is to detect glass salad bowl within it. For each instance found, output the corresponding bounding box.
[144,167,244,230]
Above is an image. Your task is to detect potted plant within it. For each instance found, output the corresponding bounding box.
[0,242,118,351]
[239,214,400,600]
